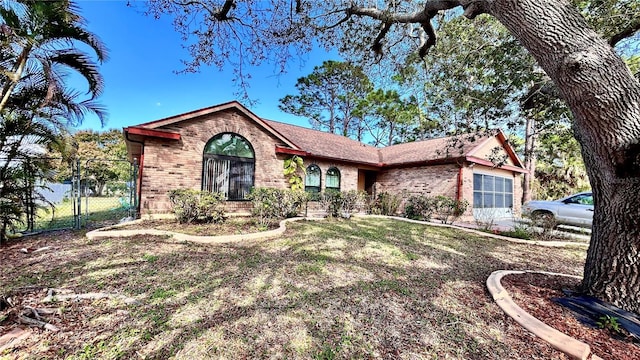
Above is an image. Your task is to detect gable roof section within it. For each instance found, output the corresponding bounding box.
[379,132,526,172]
[124,100,298,149]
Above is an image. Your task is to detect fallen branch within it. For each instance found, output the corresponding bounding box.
[19,246,52,254]
[42,289,140,305]
[18,314,60,332]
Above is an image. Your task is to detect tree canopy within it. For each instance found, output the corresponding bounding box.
[279,60,373,137]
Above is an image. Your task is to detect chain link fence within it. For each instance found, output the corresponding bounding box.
[0,156,137,234]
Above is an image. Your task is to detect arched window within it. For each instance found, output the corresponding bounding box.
[326,167,340,191]
[202,133,254,200]
[305,164,321,193]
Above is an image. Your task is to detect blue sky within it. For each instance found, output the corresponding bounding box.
[73,0,336,131]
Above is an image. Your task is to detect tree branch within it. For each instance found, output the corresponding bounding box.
[372,22,392,58]
[609,19,640,47]
[214,0,236,20]
[171,0,236,21]
[419,17,437,58]
[349,1,464,58]
[461,1,489,19]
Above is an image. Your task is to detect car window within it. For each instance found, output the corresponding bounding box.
[567,194,593,205]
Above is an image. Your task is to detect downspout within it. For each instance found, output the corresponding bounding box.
[456,165,463,202]
[125,131,144,218]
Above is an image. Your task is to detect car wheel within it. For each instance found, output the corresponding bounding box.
[532,211,557,229]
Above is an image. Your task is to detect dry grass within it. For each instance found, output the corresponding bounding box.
[1,217,586,359]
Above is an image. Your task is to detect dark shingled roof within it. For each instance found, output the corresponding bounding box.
[263,119,382,165]
[264,119,492,166]
[378,134,489,165]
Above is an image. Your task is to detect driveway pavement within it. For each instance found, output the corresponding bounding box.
[454,217,591,242]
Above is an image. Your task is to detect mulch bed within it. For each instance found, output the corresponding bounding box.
[502,272,640,360]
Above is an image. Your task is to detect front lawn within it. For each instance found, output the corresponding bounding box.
[0,217,586,359]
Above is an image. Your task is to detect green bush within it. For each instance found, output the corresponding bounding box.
[499,225,532,240]
[342,190,367,214]
[432,195,469,224]
[248,188,308,226]
[368,192,402,216]
[167,189,226,224]
[404,195,436,221]
[319,190,343,218]
[319,190,366,218]
[403,194,468,224]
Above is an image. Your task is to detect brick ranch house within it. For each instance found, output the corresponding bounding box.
[123,101,527,220]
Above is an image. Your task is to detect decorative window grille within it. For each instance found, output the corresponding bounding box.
[202,133,254,200]
[326,167,341,191]
[305,164,321,193]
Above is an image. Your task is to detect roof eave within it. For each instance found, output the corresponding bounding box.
[124,126,181,140]
[131,101,300,150]
[466,156,529,174]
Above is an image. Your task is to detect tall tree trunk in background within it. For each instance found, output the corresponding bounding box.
[522,116,537,203]
[487,0,640,313]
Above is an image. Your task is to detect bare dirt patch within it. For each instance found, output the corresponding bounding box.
[502,272,640,360]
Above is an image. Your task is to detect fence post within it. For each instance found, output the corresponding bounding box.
[75,158,82,229]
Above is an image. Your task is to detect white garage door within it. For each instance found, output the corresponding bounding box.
[473,173,514,219]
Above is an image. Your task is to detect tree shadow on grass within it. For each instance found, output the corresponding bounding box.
[0,217,585,359]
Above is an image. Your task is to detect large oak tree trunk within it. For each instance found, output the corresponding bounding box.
[485,0,640,313]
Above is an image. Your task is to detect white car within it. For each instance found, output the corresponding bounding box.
[522,192,594,228]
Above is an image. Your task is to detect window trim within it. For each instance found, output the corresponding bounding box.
[305,164,321,194]
[325,167,341,191]
[472,173,513,209]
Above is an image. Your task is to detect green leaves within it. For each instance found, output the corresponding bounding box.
[279,60,373,138]
[283,155,305,191]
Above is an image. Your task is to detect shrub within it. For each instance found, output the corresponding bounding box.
[500,225,532,240]
[404,195,436,221]
[167,189,226,224]
[319,189,343,218]
[317,190,366,218]
[403,194,468,224]
[341,190,367,215]
[248,188,308,227]
[368,192,402,216]
[432,195,469,224]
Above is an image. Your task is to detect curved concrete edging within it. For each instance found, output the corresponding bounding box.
[487,270,602,360]
[85,217,324,244]
[88,214,587,248]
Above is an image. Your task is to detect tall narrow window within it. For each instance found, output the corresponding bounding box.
[326,167,340,191]
[202,133,254,200]
[305,164,321,193]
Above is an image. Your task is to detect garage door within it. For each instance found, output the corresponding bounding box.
[473,173,514,219]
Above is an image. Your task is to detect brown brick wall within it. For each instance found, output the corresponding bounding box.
[139,109,289,215]
[302,158,360,192]
[377,164,459,198]
[136,108,524,219]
